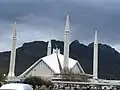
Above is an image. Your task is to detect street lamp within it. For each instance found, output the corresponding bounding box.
[3,74,6,77]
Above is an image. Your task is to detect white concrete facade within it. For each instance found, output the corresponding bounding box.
[20,53,85,78]
[93,30,98,79]
[24,60,55,78]
[63,14,70,70]
[47,40,52,56]
[8,22,17,78]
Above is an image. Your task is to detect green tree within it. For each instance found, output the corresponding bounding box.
[24,76,53,89]
[24,76,45,88]
[45,80,53,88]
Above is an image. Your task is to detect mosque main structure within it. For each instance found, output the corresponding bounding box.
[6,14,95,82]
[7,13,120,88]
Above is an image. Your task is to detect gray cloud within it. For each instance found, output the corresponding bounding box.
[0,0,120,51]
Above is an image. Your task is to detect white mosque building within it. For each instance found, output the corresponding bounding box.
[19,14,86,79]
[7,14,95,81]
[6,13,120,89]
[19,50,85,78]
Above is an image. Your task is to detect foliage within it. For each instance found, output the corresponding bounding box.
[62,68,88,82]
[24,76,53,88]
[24,76,44,88]
[45,80,53,88]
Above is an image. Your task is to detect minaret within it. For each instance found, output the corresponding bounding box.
[63,13,70,72]
[52,48,56,54]
[8,22,17,77]
[58,49,60,54]
[47,34,52,56]
[93,30,98,80]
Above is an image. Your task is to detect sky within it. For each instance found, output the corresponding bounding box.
[0,0,120,52]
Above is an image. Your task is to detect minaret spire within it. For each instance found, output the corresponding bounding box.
[47,33,52,56]
[8,22,17,78]
[93,29,98,80]
[63,13,70,72]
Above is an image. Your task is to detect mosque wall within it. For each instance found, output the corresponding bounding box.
[25,60,55,77]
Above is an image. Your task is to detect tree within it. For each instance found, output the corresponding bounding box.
[24,76,53,89]
[24,76,45,88]
[45,80,53,88]
[61,68,89,82]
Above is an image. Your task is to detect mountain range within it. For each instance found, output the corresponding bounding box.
[0,40,120,79]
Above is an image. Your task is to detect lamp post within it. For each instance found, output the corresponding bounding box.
[3,74,6,77]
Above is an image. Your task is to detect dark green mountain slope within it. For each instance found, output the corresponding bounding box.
[0,40,120,79]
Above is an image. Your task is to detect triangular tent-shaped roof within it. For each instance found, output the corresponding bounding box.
[19,53,85,77]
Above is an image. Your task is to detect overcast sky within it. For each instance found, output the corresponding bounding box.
[0,0,120,52]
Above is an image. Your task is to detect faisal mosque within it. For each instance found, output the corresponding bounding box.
[6,13,120,89]
[7,14,94,81]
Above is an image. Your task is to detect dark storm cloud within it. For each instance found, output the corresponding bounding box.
[0,0,120,51]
